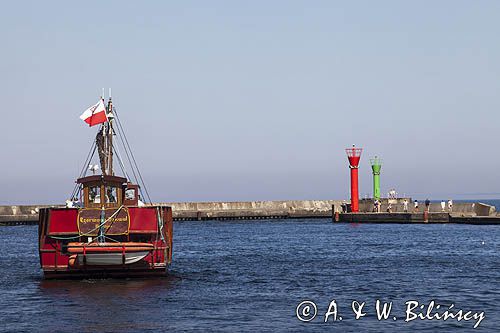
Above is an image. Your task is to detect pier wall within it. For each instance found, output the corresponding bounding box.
[338,211,500,225]
[0,200,343,224]
[354,199,493,216]
[0,205,58,225]
[164,200,343,220]
[0,200,496,225]
[338,212,451,224]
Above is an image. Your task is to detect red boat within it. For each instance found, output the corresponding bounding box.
[39,96,173,279]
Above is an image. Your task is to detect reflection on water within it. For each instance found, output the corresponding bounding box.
[37,277,180,332]
[39,276,179,296]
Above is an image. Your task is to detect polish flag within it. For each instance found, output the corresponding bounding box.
[80,99,108,126]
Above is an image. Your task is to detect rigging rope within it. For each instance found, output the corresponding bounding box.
[113,107,153,203]
[112,142,130,180]
[113,120,149,202]
[69,103,154,204]
[114,118,140,186]
[70,140,97,200]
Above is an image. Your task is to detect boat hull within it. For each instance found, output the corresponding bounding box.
[38,206,173,279]
[42,267,168,279]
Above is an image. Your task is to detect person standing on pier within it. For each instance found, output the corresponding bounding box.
[441,201,446,212]
[414,200,419,212]
[403,199,408,212]
[425,198,430,212]
[448,199,453,212]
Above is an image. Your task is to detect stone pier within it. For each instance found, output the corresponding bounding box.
[0,199,498,225]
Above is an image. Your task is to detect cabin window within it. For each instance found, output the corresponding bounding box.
[105,186,117,203]
[125,188,136,201]
[89,186,100,204]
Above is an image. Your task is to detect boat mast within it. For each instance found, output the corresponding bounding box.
[95,95,114,176]
[107,97,114,176]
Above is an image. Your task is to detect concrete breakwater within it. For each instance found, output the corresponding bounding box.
[350,199,496,216]
[0,199,497,225]
[335,200,499,224]
[0,200,343,225]
[163,200,341,220]
[0,205,55,225]
[166,198,495,220]
[337,212,500,224]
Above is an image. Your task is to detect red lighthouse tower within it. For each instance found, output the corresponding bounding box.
[346,145,363,213]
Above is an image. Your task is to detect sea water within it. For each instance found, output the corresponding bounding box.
[0,209,499,332]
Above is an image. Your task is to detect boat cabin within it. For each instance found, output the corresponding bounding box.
[77,175,140,208]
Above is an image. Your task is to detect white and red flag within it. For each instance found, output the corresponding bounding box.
[80,99,108,126]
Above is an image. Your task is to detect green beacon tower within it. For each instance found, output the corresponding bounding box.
[370,156,382,201]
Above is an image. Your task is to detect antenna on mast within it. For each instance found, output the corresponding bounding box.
[102,88,105,99]
[109,88,112,100]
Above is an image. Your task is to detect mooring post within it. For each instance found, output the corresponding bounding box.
[332,204,340,222]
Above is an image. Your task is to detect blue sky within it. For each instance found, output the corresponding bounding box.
[1,1,500,204]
